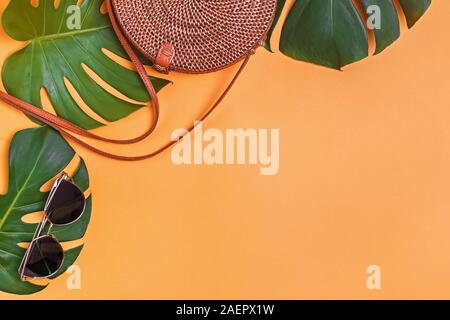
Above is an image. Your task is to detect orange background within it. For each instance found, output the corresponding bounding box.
[1,0,450,299]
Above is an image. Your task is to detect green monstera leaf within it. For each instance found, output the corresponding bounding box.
[268,0,432,69]
[265,0,286,52]
[1,0,170,130]
[0,126,91,295]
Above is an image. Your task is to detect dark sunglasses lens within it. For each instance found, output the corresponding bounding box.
[23,236,64,279]
[47,180,85,225]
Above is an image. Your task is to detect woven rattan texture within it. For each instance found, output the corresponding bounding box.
[111,0,277,73]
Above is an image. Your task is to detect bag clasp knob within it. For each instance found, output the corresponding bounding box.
[154,43,175,74]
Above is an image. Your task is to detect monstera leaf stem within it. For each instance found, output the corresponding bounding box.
[0,161,41,232]
[33,26,110,42]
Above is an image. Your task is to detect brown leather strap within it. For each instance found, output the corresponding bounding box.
[0,0,250,161]
[1,0,158,145]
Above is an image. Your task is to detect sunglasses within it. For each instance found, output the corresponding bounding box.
[18,173,86,281]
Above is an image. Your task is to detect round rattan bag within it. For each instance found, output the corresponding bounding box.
[111,0,278,73]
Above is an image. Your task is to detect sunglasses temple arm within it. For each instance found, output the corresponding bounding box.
[18,215,50,281]
[44,180,61,212]
[44,173,72,212]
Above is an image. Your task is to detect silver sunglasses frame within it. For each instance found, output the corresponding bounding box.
[18,173,86,282]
